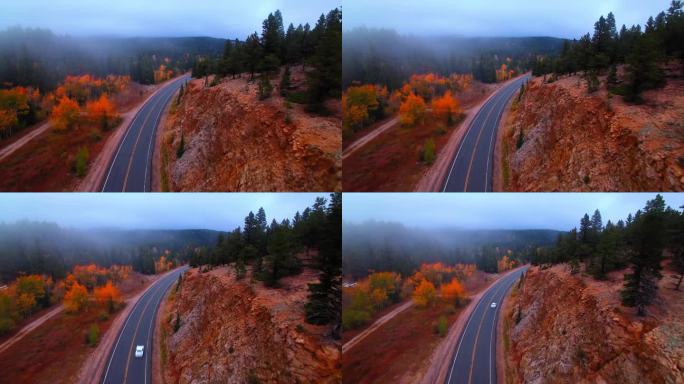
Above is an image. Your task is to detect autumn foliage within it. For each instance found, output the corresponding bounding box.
[431,91,462,126]
[342,84,388,137]
[440,278,466,305]
[412,279,436,307]
[342,271,402,330]
[64,281,89,313]
[399,92,426,126]
[86,94,118,130]
[497,254,516,272]
[94,281,122,313]
[495,63,515,83]
[50,96,80,131]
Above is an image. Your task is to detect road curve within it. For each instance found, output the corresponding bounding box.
[101,75,189,192]
[101,266,187,384]
[442,74,530,192]
[445,267,527,384]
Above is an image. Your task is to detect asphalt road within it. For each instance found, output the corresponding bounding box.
[101,75,189,192]
[101,267,187,384]
[442,75,531,192]
[445,267,528,384]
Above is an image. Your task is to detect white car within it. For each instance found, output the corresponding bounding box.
[490,302,497,308]
[135,345,144,358]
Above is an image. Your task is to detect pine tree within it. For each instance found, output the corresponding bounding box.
[621,195,667,315]
[624,34,665,103]
[279,66,291,96]
[306,8,342,112]
[305,192,341,338]
[243,32,263,81]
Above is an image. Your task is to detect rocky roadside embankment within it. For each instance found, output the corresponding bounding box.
[500,71,684,191]
[161,267,340,384]
[503,265,683,384]
[160,69,341,191]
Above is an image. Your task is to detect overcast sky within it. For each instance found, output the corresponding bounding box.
[0,193,324,231]
[345,0,667,39]
[344,193,684,231]
[0,0,339,39]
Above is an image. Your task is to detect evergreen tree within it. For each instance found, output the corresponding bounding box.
[243,33,263,80]
[306,8,342,112]
[621,195,667,315]
[305,192,342,337]
[624,34,665,103]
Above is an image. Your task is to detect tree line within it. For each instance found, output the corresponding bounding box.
[533,1,684,102]
[191,8,341,112]
[531,194,684,316]
[189,193,342,334]
[0,28,225,90]
[343,28,565,90]
[0,222,219,282]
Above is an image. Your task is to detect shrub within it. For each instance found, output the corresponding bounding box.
[342,308,371,330]
[423,138,436,165]
[86,323,100,347]
[74,146,89,177]
[437,315,448,337]
[258,75,273,100]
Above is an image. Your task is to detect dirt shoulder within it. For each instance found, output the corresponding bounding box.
[76,269,173,384]
[421,267,525,384]
[77,76,179,192]
[493,91,517,192]
[415,77,520,192]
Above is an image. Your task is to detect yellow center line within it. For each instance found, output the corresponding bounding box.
[122,279,164,383]
[121,87,169,191]
[462,93,501,191]
[467,275,510,384]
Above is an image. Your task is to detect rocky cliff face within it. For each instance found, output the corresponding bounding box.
[162,267,340,384]
[501,73,684,191]
[161,71,341,191]
[504,265,683,384]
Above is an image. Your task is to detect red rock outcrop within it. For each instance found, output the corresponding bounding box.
[501,73,684,191]
[505,265,683,384]
[162,267,340,384]
[161,70,341,191]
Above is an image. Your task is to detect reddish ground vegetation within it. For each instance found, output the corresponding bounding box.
[159,67,341,192]
[343,80,493,191]
[0,270,151,384]
[500,65,684,191]
[342,270,492,383]
[0,80,152,191]
[503,264,683,383]
[160,266,340,383]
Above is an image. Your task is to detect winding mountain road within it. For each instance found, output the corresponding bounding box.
[101,266,186,384]
[442,74,530,192]
[101,75,188,192]
[445,267,527,384]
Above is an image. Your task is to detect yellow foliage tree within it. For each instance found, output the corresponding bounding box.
[50,96,80,131]
[342,84,382,134]
[412,279,436,308]
[64,281,89,313]
[399,92,426,127]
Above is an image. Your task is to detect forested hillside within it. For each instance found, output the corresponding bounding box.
[532,194,684,315]
[0,222,220,282]
[532,0,684,102]
[192,8,341,111]
[342,28,564,89]
[343,221,559,278]
[0,27,225,90]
